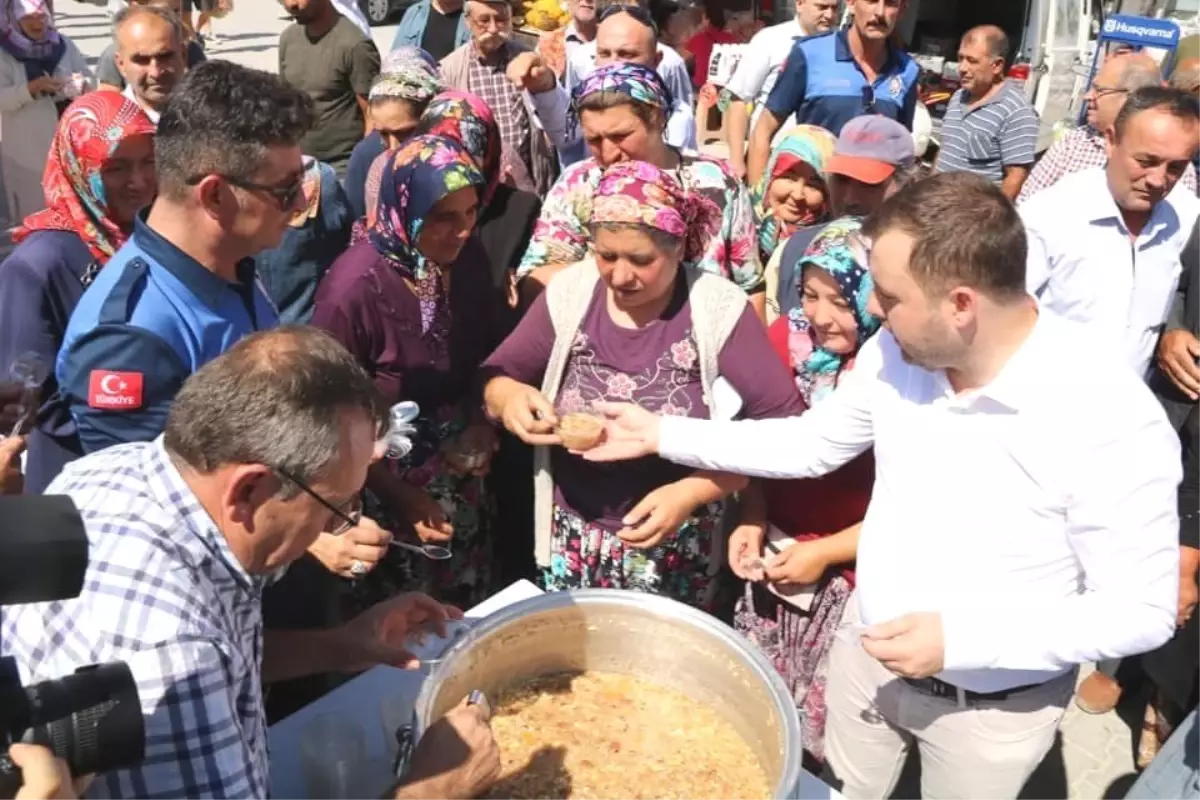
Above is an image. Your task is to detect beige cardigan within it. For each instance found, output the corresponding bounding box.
[531,259,750,567]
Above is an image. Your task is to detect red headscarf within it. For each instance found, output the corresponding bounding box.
[13,92,156,264]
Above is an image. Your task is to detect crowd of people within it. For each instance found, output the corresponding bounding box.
[0,0,1197,797]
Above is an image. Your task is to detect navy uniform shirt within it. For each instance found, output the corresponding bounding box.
[0,230,94,493]
[764,30,920,136]
[55,214,278,453]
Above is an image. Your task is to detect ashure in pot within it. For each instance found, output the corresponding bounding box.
[410,589,805,799]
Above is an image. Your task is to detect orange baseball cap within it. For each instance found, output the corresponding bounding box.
[826,115,916,185]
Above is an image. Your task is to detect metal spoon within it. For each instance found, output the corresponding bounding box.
[389,539,453,560]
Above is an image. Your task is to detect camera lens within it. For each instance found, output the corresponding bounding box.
[25,662,144,777]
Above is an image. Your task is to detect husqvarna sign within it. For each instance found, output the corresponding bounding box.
[1100,14,1181,47]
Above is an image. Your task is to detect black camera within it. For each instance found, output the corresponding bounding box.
[0,495,145,798]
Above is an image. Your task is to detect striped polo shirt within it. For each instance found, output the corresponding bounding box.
[935,80,1040,185]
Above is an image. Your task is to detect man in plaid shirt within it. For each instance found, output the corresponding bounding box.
[1,328,500,799]
[1019,52,1196,205]
[440,0,559,194]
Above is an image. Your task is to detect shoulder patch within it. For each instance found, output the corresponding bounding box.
[87,370,144,411]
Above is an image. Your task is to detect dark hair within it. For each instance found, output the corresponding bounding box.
[591,221,683,252]
[701,0,725,28]
[164,326,388,496]
[1114,86,1200,140]
[647,0,679,33]
[155,61,314,200]
[962,24,1008,65]
[862,171,1027,300]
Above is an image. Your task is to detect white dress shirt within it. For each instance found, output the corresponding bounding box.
[723,18,808,136]
[123,83,160,125]
[658,313,1181,693]
[1022,166,1200,380]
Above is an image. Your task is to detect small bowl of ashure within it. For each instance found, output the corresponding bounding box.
[409,589,805,799]
[556,412,605,451]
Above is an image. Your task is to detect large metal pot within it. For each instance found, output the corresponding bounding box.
[409,589,805,799]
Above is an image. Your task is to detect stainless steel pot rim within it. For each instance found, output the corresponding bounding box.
[411,588,805,798]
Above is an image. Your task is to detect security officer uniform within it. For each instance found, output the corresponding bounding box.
[56,213,278,453]
[765,29,921,136]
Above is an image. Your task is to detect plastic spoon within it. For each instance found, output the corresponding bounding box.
[388,539,452,560]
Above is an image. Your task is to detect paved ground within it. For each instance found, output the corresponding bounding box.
[52,0,403,75]
[38,3,1147,797]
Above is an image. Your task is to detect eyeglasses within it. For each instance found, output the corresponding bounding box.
[277,467,363,534]
[185,173,305,211]
[1090,84,1128,100]
[598,3,658,33]
[275,468,454,561]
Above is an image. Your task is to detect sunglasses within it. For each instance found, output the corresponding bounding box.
[598,3,658,33]
[275,468,453,561]
[186,173,305,211]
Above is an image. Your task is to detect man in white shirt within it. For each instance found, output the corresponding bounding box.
[1023,85,1199,717]
[1023,86,1200,381]
[113,4,187,124]
[582,171,1182,799]
[723,0,838,180]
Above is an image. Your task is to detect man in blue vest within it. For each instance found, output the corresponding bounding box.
[745,0,919,185]
[56,60,311,454]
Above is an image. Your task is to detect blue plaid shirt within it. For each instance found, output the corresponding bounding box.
[1,439,270,798]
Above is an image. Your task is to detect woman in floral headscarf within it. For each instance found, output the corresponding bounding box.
[753,125,836,275]
[0,92,154,493]
[411,90,544,586]
[313,134,500,609]
[483,160,802,609]
[345,46,443,220]
[727,216,880,764]
[414,91,541,320]
[516,62,764,318]
[755,127,837,324]
[0,0,91,220]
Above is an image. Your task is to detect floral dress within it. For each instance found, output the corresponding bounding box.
[515,150,764,295]
[546,324,725,609]
[361,403,494,610]
[482,276,803,610]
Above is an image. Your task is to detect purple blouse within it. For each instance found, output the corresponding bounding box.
[483,275,803,531]
[311,239,499,411]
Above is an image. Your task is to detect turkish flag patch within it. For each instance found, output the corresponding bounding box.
[87,370,144,411]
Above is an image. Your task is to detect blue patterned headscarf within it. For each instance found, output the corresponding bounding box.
[785,216,881,406]
[568,62,672,137]
[370,134,485,339]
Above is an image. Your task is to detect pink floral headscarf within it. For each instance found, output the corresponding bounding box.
[590,161,722,262]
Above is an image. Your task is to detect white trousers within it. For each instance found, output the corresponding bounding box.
[824,595,1076,799]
